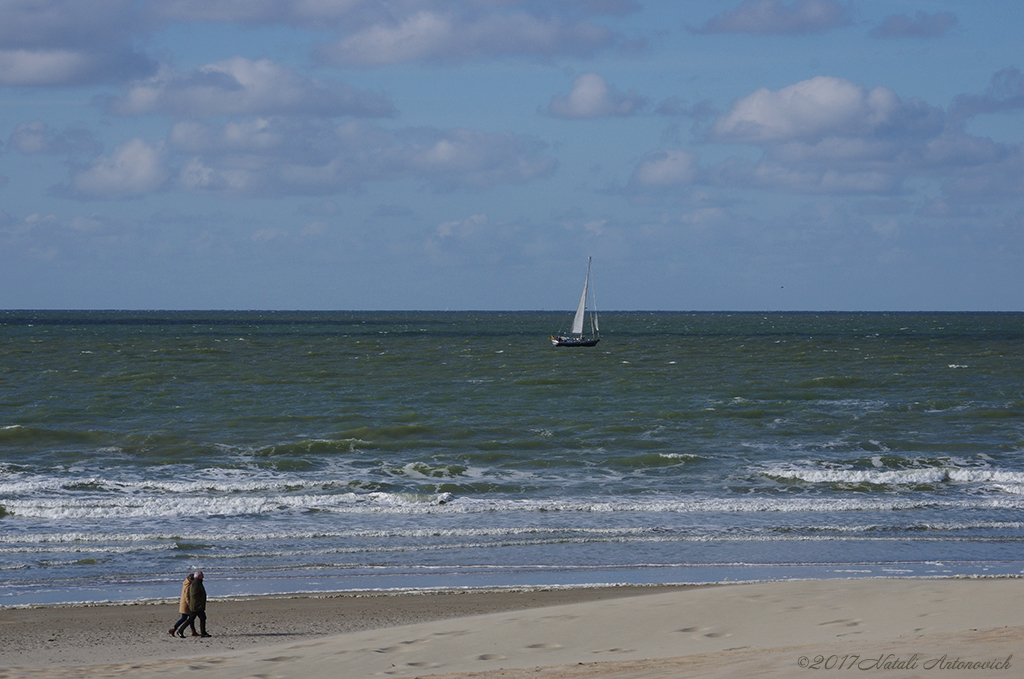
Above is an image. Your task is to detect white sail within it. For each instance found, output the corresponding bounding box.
[571,260,589,335]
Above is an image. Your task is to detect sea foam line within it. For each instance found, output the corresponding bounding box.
[6,493,1024,520]
[762,465,1024,486]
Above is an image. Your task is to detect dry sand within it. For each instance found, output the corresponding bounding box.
[1,578,1020,678]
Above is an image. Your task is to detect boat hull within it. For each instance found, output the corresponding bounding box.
[551,335,600,347]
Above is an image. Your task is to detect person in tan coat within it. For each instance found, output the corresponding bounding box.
[169,572,197,637]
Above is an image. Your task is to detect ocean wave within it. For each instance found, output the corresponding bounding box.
[6,531,1022,563]
[0,543,176,555]
[0,472,350,496]
[7,519,1024,550]
[760,460,1024,488]
[10,492,1021,521]
[0,525,659,545]
[1,490,453,520]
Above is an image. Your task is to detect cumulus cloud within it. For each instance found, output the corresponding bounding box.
[703,76,945,195]
[167,118,557,197]
[870,11,958,39]
[545,73,648,119]
[103,58,394,119]
[710,76,943,144]
[629,72,1024,201]
[689,0,851,36]
[69,138,168,199]
[0,0,154,85]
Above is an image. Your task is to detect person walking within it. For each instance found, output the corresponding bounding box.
[169,572,198,637]
[185,570,211,637]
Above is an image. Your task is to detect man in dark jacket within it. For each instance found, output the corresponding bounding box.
[186,570,211,637]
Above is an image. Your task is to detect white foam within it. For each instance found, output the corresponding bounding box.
[760,461,1024,488]
[1,490,453,520]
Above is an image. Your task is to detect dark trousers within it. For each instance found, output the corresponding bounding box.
[186,610,207,635]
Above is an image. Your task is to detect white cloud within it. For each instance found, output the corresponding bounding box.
[710,76,939,144]
[690,0,851,36]
[621,72,1023,202]
[105,58,394,119]
[70,138,168,199]
[702,73,1024,200]
[545,73,647,119]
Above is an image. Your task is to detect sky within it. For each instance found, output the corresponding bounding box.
[1,0,1022,311]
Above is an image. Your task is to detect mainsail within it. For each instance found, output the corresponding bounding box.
[571,260,590,335]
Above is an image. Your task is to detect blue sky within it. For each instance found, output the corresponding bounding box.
[1,0,1022,310]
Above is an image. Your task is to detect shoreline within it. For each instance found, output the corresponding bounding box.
[8,558,1023,609]
[2,577,1022,678]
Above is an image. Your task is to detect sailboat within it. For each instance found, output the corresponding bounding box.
[551,257,600,347]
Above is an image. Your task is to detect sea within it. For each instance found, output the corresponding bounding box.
[2,311,1023,607]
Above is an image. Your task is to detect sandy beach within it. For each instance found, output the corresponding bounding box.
[2,578,1021,678]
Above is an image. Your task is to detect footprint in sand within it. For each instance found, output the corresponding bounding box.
[526,643,563,650]
[478,653,507,660]
[819,618,862,627]
[676,626,708,633]
[704,631,731,638]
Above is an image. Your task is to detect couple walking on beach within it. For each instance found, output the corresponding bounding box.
[169,570,211,638]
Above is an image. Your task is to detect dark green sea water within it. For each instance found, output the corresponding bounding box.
[2,311,1023,605]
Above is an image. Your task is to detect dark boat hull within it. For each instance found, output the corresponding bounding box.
[551,335,600,347]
